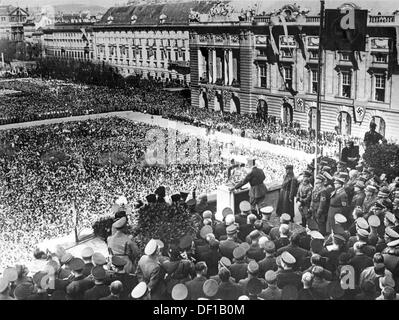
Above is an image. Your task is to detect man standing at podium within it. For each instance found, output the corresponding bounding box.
[229,159,268,216]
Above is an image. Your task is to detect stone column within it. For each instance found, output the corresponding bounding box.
[229,49,234,85]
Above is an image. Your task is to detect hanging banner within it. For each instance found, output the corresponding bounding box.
[269,26,279,55]
[294,97,306,113]
[323,8,368,51]
[353,105,366,123]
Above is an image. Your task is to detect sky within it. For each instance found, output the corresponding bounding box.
[2,0,398,11]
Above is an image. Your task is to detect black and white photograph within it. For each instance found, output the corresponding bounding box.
[1,0,399,306]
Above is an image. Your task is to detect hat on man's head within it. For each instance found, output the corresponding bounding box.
[200,225,213,239]
[219,257,231,269]
[368,215,380,228]
[146,194,157,203]
[334,177,345,185]
[233,246,246,260]
[281,251,296,265]
[323,172,333,181]
[265,270,277,283]
[61,252,73,265]
[281,213,291,223]
[131,282,148,299]
[387,239,399,248]
[92,252,106,266]
[385,227,399,240]
[112,256,127,268]
[239,201,251,213]
[356,217,369,230]
[357,228,370,239]
[259,206,274,215]
[247,261,259,274]
[81,247,94,259]
[239,242,250,253]
[285,165,294,170]
[203,279,218,298]
[92,266,106,281]
[322,166,332,172]
[315,174,326,182]
[310,231,325,240]
[335,214,347,224]
[222,207,233,218]
[171,284,188,300]
[262,240,276,253]
[202,210,213,219]
[69,258,85,271]
[226,224,238,236]
[144,239,158,255]
[385,212,396,224]
[365,185,377,193]
[249,230,261,240]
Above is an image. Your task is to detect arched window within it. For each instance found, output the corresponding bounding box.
[282,102,293,124]
[230,95,240,114]
[257,99,268,119]
[199,91,208,109]
[214,92,223,112]
[337,111,352,136]
[371,116,385,136]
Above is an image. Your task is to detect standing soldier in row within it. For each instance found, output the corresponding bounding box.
[310,174,330,235]
[277,165,298,221]
[326,178,348,234]
[296,176,313,227]
[107,217,140,274]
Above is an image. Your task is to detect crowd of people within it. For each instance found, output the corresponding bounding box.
[1,153,399,300]
[0,78,362,157]
[0,117,307,273]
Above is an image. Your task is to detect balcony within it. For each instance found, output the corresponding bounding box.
[253,14,397,26]
[168,60,190,68]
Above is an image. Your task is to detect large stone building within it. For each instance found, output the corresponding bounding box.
[0,5,29,41]
[91,1,216,81]
[189,1,399,140]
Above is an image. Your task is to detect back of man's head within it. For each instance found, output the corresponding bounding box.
[219,268,231,282]
[110,281,123,296]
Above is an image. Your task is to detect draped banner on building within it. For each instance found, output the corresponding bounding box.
[323,8,368,51]
[354,105,366,123]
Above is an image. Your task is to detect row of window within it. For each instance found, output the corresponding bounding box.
[258,48,388,64]
[98,47,188,62]
[95,37,188,48]
[256,64,386,102]
[53,50,93,59]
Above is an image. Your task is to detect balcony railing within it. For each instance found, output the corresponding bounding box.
[253,15,396,25]
[168,60,190,68]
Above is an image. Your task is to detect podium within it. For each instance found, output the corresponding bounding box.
[216,184,250,221]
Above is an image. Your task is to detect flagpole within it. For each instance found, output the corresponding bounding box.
[314,0,325,181]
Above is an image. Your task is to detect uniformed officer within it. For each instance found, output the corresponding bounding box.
[214,207,233,240]
[310,174,330,235]
[246,230,265,261]
[381,239,399,275]
[350,181,366,214]
[107,217,140,274]
[276,252,302,290]
[136,239,166,300]
[260,206,274,235]
[219,225,240,260]
[269,213,292,241]
[230,159,268,215]
[109,256,138,300]
[65,258,94,300]
[296,176,313,227]
[362,185,378,215]
[235,201,251,226]
[238,261,267,295]
[326,178,348,234]
[84,266,111,300]
[81,247,94,278]
[230,246,248,282]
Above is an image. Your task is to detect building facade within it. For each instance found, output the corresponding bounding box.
[91,1,215,81]
[42,23,94,61]
[0,5,29,41]
[189,2,399,141]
